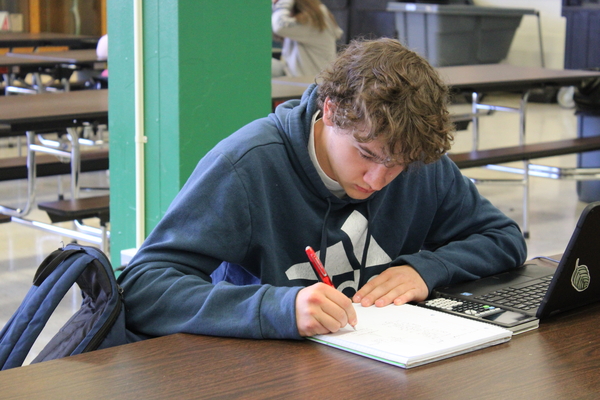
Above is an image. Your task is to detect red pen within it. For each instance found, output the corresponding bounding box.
[305,246,334,287]
[305,246,356,330]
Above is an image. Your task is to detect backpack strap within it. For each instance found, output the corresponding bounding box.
[33,248,83,286]
[0,247,94,370]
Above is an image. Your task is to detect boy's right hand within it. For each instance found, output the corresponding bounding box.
[295,283,357,336]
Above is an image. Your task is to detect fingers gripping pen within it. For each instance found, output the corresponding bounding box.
[305,246,357,330]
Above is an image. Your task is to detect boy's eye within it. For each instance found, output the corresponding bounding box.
[359,150,388,164]
[360,152,376,161]
[360,151,403,169]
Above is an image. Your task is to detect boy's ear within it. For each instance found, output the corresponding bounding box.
[322,97,336,127]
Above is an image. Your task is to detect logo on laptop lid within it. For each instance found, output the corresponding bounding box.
[571,258,591,292]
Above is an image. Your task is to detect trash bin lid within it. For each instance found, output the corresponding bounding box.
[386,2,537,17]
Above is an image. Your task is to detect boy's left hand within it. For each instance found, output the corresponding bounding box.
[352,265,429,307]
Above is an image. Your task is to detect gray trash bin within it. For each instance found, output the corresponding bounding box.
[562,0,600,70]
[575,76,600,202]
[386,2,536,67]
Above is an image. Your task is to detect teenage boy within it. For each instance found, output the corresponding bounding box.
[119,38,526,340]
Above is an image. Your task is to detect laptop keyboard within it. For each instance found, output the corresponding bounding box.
[474,276,554,311]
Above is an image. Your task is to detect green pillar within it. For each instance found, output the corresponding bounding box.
[108,1,272,265]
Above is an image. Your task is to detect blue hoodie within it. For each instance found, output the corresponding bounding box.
[118,85,527,341]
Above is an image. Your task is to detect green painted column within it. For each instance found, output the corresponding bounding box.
[108,1,272,265]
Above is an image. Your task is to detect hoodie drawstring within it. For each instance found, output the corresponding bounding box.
[319,198,332,266]
[358,201,373,288]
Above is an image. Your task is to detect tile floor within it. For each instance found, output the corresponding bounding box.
[0,92,595,365]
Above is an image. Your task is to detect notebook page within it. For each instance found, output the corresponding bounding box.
[309,303,512,368]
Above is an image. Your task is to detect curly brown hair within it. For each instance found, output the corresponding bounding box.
[317,38,454,165]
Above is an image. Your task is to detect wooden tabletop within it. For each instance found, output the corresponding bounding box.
[1,301,599,399]
[449,136,600,169]
[5,49,105,64]
[0,89,108,136]
[0,32,98,49]
[0,50,106,74]
[271,65,600,104]
[271,76,315,103]
[438,64,600,93]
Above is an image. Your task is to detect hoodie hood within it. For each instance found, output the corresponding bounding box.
[269,84,368,209]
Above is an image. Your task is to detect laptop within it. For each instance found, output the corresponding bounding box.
[418,201,600,334]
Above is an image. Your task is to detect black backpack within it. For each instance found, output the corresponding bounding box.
[0,244,127,370]
[574,72,600,116]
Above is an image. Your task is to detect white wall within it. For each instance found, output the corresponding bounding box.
[474,0,566,69]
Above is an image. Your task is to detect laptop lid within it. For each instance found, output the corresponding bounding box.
[537,201,600,318]
[433,201,600,319]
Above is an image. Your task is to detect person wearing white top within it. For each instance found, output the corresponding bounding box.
[272,0,343,77]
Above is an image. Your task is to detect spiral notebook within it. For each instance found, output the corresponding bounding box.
[309,303,511,369]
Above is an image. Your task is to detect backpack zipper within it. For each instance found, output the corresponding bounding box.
[82,283,124,353]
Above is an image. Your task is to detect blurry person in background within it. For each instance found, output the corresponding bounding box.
[272,0,342,77]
